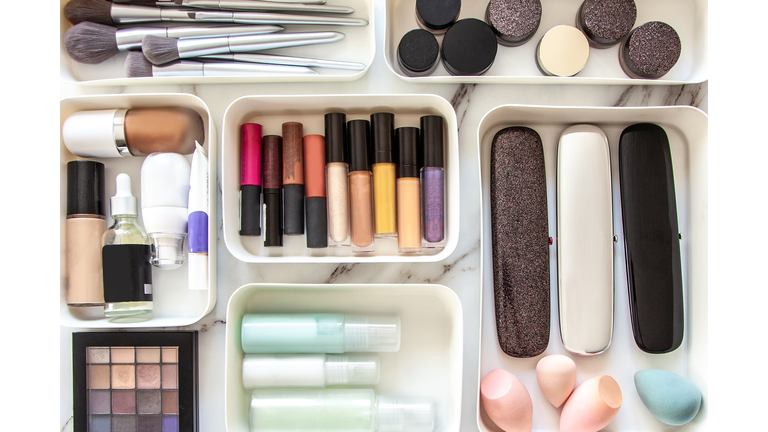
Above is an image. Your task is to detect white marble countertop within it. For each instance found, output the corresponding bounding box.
[58,1,707,430]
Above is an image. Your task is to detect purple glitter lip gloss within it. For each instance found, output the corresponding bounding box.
[420,115,445,247]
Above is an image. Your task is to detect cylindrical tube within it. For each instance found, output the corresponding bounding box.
[325,113,350,247]
[114,24,282,50]
[282,122,305,236]
[176,31,345,58]
[262,135,283,247]
[182,0,355,14]
[66,160,106,307]
[421,116,445,246]
[188,143,209,291]
[348,120,374,252]
[192,10,368,26]
[240,123,262,236]
[371,113,397,238]
[396,127,421,253]
[303,134,327,248]
[242,353,380,389]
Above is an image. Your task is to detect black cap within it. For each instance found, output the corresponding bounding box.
[397,29,440,76]
[324,112,347,164]
[67,160,105,216]
[441,18,498,76]
[348,119,371,173]
[416,0,461,32]
[371,113,395,164]
[421,115,444,168]
[396,127,420,178]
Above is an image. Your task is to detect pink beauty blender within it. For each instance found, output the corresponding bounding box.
[560,375,622,432]
[480,369,533,432]
[536,355,577,407]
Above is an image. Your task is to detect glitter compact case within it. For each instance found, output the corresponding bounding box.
[73,331,199,432]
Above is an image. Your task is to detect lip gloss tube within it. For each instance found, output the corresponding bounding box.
[396,127,421,253]
[370,113,397,238]
[421,115,445,247]
[240,123,262,236]
[262,135,283,247]
[282,122,305,236]
[347,119,375,253]
[324,113,350,247]
[303,134,328,248]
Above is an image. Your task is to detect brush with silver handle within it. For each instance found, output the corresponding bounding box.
[112,0,329,5]
[172,0,354,14]
[190,11,367,25]
[125,51,318,77]
[142,31,345,65]
[200,53,366,70]
[63,21,282,64]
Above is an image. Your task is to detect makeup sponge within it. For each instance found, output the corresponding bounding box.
[634,369,702,426]
[535,355,576,407]
[480,369,533,432]
[560,375,622,432]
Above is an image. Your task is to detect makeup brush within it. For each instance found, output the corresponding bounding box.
[200,53,366,70]
[63,21,283,64]
[64,0,196,25]
[173,0,354,14]
[125,51,318,77]
[190,10,367,26]
[142,31,344,65]
[112,0,330,4]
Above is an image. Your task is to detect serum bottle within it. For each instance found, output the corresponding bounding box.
[102,173,153,317]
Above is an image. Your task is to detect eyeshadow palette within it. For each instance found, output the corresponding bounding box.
[73,332,198,432]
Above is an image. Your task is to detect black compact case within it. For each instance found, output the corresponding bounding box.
[619,123,684,354]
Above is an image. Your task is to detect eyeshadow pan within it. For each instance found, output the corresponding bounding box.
[161,364,178,389]
[112,365,136,389]
[89,390,111,415]
[111,347,135,363]
[163,415,179,432]
[138,416,163,432]
[112,415,137,432]
[89,415,110,432]
[88,365,110,389]
[138,390,162,414]
[162,390,179,414]
[162,347,178,363]
[112,390,136,414]
[136,347,161,363]
[87,347,110,364]
[137,364,161,389]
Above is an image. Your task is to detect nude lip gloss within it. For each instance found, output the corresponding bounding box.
[396,127,421,253]
[421,115,445,246]
[262,135,283,247]
[282,122,305,236]
[370,113,397,238]
[347,119,375,253]
[240,123,262,236]
[303,134,328,248]
[324,113,350,247]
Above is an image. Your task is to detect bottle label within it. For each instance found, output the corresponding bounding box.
[102,244,154,303]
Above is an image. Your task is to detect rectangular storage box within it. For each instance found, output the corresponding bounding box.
[385,0,707,84]
[60,93,217,328]
[224,283,464,432]
[476,105,708,430]
[221,94,460,262]
[59,0,375,85]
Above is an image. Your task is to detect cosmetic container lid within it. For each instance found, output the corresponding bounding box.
[536,25,590,77]
[324,113,348,164]
[416,0,461,33]
[67,160,105,216]
[62,109,128,158]
[262,135,283,189]
[241,123,262,186]
[377,396,435,432]
[441,18,498,76]
[619,21,681,79]
[371,113,396,164]
[396,127,420,178]
[110,173,137,216]
[397,29,440,76]
[486,0,542,47]
[325,354,380,385]
[343,315,401,352]
[421,116,444,168]
[348,119,371,172]
[578,0,636,48]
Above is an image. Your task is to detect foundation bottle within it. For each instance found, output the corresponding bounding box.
[347,120,375,253]
[395,127,422,253]
[370,113,397,238]
[66,160,106,307]
[324,113,350,247]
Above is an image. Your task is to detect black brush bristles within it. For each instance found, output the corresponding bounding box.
[124,51,154,77]
[63,22,120,64]
[63,0,114,25]
[142,35,181,65]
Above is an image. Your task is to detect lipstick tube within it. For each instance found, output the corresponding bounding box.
[303,135,328,248]
[347,120,375,253]
[240,123,262,236]
[262,135,283,247]
[282,122,305,236]
[396,127,421,254]
[420,115,445,247]
[370,113,397,238]
[324,113,350,247]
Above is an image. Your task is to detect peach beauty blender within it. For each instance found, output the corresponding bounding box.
[480,369,533,432]
[560,375,622,432]
[535,355,577,407]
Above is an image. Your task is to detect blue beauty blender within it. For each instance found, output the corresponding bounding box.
[634,369,702,426]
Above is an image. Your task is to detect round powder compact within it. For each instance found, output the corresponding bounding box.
[416,0,461,34]
[485,0,542,47]
[619,21,681,79]
[441,18,498,76]
[397,29,440,76]
[576,0,637,48]
[536,25,590,77]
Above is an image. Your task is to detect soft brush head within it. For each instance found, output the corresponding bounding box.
[141,35,181,65]
[63,0,114,25]
[124,51,154,77]
[63,22,119,64]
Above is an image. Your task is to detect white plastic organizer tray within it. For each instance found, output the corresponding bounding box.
[60,93,217,328]
[477,106,708,430]
[224,283,464,432]
[385,0,707,84]
[221,94,460,263]
[59,0,374,85]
